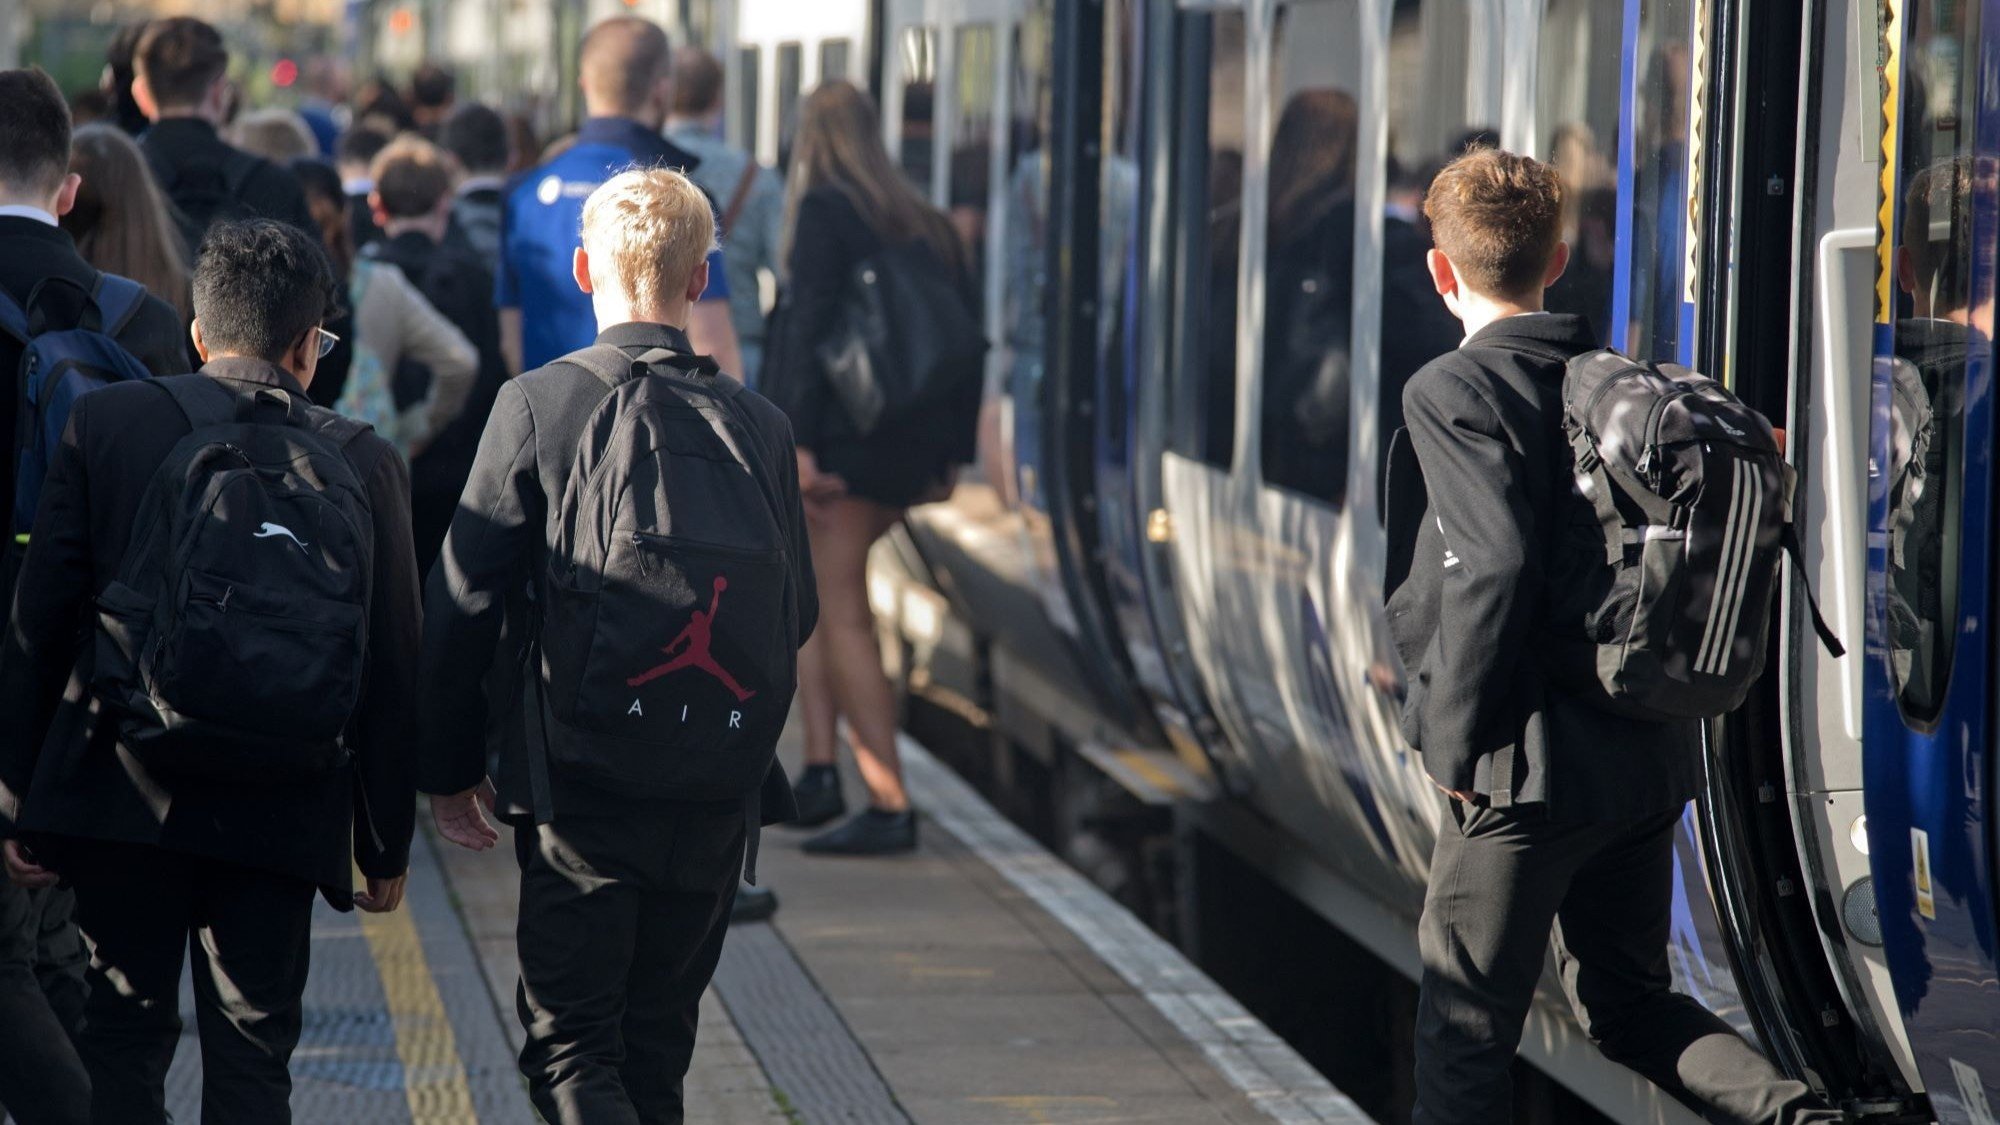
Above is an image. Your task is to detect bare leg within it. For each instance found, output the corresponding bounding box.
[809,496,909,812]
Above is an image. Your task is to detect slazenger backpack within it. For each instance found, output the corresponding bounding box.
[0,273,155,539]
[1559,349,1840,720]
[93,376,376,779]
[527,345,797,821]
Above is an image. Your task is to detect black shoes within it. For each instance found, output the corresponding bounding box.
[801,808,918,856]
[791,765,847,828]
[731,882,778,925]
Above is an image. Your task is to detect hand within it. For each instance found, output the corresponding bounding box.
[1432,780,1477,803]
[3,840,57,889]
[354,873,407,913]
[796,448,847,503]
[431,779,499,852]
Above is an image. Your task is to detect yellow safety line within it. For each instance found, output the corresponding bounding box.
[1876,0,1904,324]
[355,865,479,1123]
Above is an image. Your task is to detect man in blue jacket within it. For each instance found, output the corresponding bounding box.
[497,16,742,376]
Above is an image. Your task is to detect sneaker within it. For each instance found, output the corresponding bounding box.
[731,883,778,925]
[801,808,917,856]
[791,766,847,828]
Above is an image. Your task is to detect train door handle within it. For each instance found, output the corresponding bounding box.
[1813,227,1875,739]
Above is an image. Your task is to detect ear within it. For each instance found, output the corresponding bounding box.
[1543,241,1571,288]
[572,246,595,295]
[685,257,710,304]
[1426,248,1457,300]
[53,173,81,218]
[132,74,158,121]
[190,317,210,364]
[369,190,390,229]
[286,326,321,388]
[1896,244,1917,296]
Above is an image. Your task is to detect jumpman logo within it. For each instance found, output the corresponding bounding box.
[627,576,756,703]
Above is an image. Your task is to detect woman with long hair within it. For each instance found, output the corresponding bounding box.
[764,81,979,855]
[61,124,192,325]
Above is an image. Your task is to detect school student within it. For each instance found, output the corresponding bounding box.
[1382,148,1839,1125]
[419,168,813,1125]
[0,219,422,1123]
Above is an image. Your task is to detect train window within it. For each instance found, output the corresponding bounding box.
[1169,7,1246,469]
[776,42,803,168]
[1535,0,1622,344]
[1099,0,1141,463]
[1258,0,1361,504]
[820,39,852,83]
[1374,0,1474,481]
[1884,2,1977,726]
[1001,10,1053,463]
[898,27,939,195]
[1625,0,1694,360]
[736,46,761,158]
[948,24,998,298]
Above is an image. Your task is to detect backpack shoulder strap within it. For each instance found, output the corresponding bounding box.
[90,274,150,338]
[553,343,645,391]
[0,287,27,345]
[720,161,760,237]
[153,374,237,431]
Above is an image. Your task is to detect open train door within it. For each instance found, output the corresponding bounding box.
[1862,2,2000,1120]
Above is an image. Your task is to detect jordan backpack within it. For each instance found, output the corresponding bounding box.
[1557,349,1840,721]
[528,344,798,817]
[93,376,376,779]
[0,273,155,541]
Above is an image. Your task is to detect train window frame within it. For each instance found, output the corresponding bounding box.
[1165,4,1247,470]
[1256,0,1365,506]
[735,45,762,160]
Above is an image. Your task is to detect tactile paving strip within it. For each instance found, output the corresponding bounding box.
[162,830,534,1123]
[712,921,911,1124]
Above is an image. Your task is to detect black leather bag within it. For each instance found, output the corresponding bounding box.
[815,241,986,436]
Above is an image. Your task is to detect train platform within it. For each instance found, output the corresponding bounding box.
[152,732,1364,1124]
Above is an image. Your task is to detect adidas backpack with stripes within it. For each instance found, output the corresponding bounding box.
[1559,350,1840,721]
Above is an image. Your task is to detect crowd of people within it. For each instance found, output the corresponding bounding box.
[0,11,978,1124]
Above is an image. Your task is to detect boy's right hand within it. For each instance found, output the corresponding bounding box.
[431,779,499,852]
[2,840,57,889]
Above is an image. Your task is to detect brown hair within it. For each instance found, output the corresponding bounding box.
[671,47,724,117]
[782,82,960,272]
[1902,155,1972,307]
[1422,148,1564,300]
[228,109,316,164]
[371,134,460,219]
[1268,89,1359,236]
[63,124,191,322]
[135,17,228,111]
[579,17,671,116]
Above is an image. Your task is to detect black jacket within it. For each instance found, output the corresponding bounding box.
[762,186,979,507]
[1383,314,1701,820]
[415,322,813,824]
[139,118,316,247]
[0,360,422,905]
[0,217,191,539]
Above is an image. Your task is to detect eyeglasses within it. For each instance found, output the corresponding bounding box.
[312,326,340,360]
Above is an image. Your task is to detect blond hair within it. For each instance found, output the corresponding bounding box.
[581,167,718,313]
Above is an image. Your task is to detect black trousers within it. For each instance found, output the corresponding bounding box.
[1413,804,1840,1125]
[514,808,746,1125]
[0,880,90,1125]
[61,841,315,1125]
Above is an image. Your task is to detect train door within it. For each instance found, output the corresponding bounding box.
[726,1,873,170]
[1862,1,2000,1119]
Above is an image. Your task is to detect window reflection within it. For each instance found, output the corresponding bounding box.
[1000,10,1052,500]
[1170,8,1246,469]
[1628,9,1692,359]
[949,24,998,303]
[1535,0,1622,341]
[898,28,938,195]
[1886,0,1978,725]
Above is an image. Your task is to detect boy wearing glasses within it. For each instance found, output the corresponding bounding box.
[0,219,422,1122]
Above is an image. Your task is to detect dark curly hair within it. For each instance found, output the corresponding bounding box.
[192,219,338,362]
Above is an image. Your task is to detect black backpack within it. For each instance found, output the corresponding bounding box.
[165,159,256,256]
[1556,349,1840,720]
[525,345,799,822]
[815,240,988,435]
[93,377,376,779]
